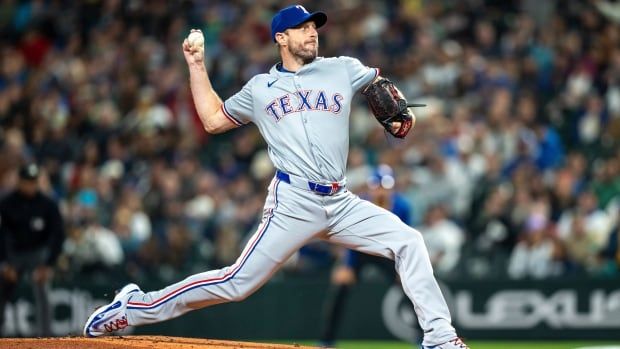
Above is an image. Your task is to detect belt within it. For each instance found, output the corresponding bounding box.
[276,169,345,196]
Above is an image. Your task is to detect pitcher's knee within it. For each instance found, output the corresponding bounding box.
[227,280,255,302]
[230,291,250,302]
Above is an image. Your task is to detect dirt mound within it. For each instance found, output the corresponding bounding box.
[0,336,316,349]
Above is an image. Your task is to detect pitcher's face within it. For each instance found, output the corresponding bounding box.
[283,21,318,64]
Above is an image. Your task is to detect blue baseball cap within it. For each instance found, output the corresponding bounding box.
[271,5,327,42]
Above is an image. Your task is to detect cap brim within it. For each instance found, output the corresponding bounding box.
[291,11,327,29]
[307,12,327,28]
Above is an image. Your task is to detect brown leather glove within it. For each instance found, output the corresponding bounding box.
[362,77,415,138]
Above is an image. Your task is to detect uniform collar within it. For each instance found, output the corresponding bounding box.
[276,62,295,74]
[269,57,324,76]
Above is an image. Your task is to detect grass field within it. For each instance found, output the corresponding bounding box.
[290,341,620,349]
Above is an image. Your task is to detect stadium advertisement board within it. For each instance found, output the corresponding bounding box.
[3,278,619,340]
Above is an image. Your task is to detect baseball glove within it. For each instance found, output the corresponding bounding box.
[362,77,415,138]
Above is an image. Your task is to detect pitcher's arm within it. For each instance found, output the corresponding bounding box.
[183,32,238,134]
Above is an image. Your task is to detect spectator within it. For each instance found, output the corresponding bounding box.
[563,212,601,273]
[507,213,563,279]
[467,186,515,277]
[590,157,620,211]
[61,214,124,273]
[112,188,152,258]
[557,190,613,250]
[599,224,620,276]
[419,204,465,277]
[0,164,65,337]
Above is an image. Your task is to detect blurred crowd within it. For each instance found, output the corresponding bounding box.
[0,0,619,283]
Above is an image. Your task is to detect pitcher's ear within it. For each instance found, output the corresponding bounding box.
[275,32,287,45]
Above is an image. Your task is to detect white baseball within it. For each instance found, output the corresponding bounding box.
[188,31,204,49]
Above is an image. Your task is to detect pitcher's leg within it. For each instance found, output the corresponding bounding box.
[326,197,456,347]
[126,212,320,326]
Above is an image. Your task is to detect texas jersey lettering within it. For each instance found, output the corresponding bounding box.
[221,56,379,182]
[264,90,344,121]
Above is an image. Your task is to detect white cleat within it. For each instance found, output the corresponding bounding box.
[83,283,141,337]
[423,338,470,349]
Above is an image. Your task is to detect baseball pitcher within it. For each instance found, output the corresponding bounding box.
[84,5,468,349]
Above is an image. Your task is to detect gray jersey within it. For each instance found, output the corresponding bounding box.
[222,56,379,182]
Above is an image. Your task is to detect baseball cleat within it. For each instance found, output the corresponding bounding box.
[83,283,141,337]
[422,337,469,349]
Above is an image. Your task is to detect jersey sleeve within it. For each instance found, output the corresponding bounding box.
[221,77,256,125]
[339,56,380,92]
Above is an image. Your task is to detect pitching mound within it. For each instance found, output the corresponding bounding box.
[0,335,316,349]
